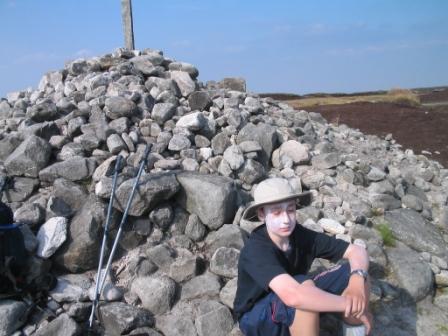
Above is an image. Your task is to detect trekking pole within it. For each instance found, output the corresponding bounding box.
[97,144,151,300]
[88,155,123,330]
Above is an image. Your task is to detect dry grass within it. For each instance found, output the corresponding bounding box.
[287,88,420,109]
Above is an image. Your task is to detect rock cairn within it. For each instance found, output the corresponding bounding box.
[1,48,448,336]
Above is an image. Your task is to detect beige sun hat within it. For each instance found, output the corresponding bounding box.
[242,177,311,221]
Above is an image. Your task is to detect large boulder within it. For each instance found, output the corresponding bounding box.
[104,96,137,120]
[114,172,180,216]
[236,123,278,166]
[4,135,51,177]
[195,301,234,336]
[99,302,154,336]
[131,275,176,315]
[34,313,81,336]
[386,242,433,301]
[53,197,105,272]
[176,172,238,230]
[0,300,28,336]
[384,209,448,258]
[39,157,97,183]
[26,100,59,122]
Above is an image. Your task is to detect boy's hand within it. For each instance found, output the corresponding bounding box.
[342,275,367,318]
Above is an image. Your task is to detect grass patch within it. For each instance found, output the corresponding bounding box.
[286,88,420,109]
[375,223,396,247]
[437,324,448,335]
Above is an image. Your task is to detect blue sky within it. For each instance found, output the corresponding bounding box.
[0,0,447,98]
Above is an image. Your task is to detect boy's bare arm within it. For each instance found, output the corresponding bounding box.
[269,274,352,317]
[342,244,370,318]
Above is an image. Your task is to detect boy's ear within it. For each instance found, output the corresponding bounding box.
[257,207,265,221]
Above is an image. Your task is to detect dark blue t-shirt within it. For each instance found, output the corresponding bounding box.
[233,223,349,318]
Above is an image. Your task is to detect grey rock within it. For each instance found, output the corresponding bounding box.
[26,101,59,122]
[1,177,39,202]
[49,278,84,303]
[211,133,231,155]
[237,123,278,166]
[171,70,196,97]
[157,314,197,336]
[182,158,199,171]
[152,102,177,125]
[154,158,180,170]
[181,272,221,300]
[237,159,265,185]
[218,77,246,92]
[5,135,51,177]
[188,91,212,111]
[36,217,68,258]
[146,244,176,269]
[53,198,104,272]
[168,134,191,151]
[176,172,237,230]
[104,96,137,120]
[367,166,387,181]
[46,196,73,219]
[220,278,237,309]
[176,111,206,131]
[185,213,206,241]
[149,204,173,231]
[169,255,199,282]
[0,300,28,336]
[210,247,239,278]
[168,61,199,78]
[435,270,448,287]
[67,116,85,137]
[401,194,424,211]
[279,140,310,165]
[34,314,81,336]
[0,133,23,161]
[107,133,126,154]
[369,194,401,210]
[385,209,448,257]
[318,218,345,235]
[53,178,88,211]
[131,275,176,315]
[205,224,246,256]
[239,140,262,153]
[195,302,233,336]
[74,133,100,152]
[386,242,433,301]
[114,172,180,216]
[58,142,85,160]
[194,135,211,148]
[311,152,341,169]
[39,157,97,183]
[223,145,244,170]
[109,117,130,134]
[99,302,154,336]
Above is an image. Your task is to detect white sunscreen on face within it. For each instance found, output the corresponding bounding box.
[264,201,296,233]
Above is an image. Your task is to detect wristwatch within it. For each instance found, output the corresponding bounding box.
[350,269,369,280]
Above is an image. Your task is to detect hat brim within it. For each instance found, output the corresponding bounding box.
[242,191,312,222]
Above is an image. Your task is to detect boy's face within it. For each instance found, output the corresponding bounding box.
[258,200,297,237]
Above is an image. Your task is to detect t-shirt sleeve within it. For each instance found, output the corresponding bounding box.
[309,230,350,262]
[241,241,287,291]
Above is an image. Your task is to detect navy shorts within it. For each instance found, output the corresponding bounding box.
[238,263,351,336]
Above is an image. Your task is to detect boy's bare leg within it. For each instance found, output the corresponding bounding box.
[289,280,319,336]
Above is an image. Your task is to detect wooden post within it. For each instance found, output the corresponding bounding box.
[121,0,135,50]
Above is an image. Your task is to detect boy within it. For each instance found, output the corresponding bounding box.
[234,178,372,336]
